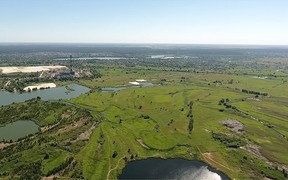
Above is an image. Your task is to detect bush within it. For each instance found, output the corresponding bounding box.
[212,132,245,148]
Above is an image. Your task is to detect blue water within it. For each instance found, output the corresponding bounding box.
[101,82,154,92]
[0,83,90,106]
[118,158,230,180]
[0,120,39,141]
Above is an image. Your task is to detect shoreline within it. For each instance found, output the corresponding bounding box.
[23,83,56,92]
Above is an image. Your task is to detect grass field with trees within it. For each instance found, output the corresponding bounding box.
[0,45,288,179]
[0,65,287,179]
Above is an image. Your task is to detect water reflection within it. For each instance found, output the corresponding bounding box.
[0,83,90,106]
[118,158,229,180]
[101,82,154,92]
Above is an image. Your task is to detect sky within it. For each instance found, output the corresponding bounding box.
[1,0,288,45]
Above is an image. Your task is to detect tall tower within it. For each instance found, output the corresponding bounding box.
[70,55,73,71]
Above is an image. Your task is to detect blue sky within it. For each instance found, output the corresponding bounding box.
[1,0,288,44]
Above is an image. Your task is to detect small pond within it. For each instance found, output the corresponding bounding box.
[118,158,229,180]
[138,82,154,87]
[0,83,90,106]
[101,87,127,92]
[0,120,39,141]
[101,82,154,92]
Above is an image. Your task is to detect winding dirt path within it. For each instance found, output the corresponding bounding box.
[196,146,235,172]
[106,156,126,180]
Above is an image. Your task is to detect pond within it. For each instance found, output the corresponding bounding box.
[101,87,127,92]
[138,82,154,87]
[101,82,155,92]
[0,120,39,141]
[0,83,90,106]
[118,158,229,180]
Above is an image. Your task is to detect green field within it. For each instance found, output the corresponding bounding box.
[0,67,288,179]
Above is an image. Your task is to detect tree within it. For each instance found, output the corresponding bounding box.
[112,151,118,158]
[188,118,194,133]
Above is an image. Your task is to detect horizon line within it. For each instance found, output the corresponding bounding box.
[0,42,288,46]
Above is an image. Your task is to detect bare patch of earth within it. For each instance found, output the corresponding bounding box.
[61,110,76,120]
[70,122,98,143]
[40,122,60,132]
[246,97,261,101]
[222,119,244,133]
[0,143,13,149]
[137,139,150,149]
[241,144,288,172]
[56,117,90,135]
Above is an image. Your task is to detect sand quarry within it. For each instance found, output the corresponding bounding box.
[0,66,67,74]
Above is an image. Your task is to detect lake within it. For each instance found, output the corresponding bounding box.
[118,158,229,180]
[0,83,90,106]
[0,120,39,141]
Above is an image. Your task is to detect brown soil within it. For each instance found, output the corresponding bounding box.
[40,122,60,132]
[241,144,288,172]
[61,110,76,120]
[137,139,150,149]
[222,119,244,133]
[56,117,89,135]
[71,122,98,143]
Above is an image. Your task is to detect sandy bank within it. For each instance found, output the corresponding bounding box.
[0,66,67,74]
[23,83,56,92]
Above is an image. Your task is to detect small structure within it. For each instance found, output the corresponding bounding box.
[129,82,140,85]
[136,79,147,82]
[54,71,75,78]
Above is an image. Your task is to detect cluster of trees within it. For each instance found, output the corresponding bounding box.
[98,131,105,145]
[139,114,150,119]
[218,98,240,112]
[14,161,42,180]
[242,89,268,96]
[167,119,174,126]
[212,132,245,148]
[0,99,64,125]
[187,101,194,133]
[1,71,54,93]
[3,79,26,92]
[112,151,118,158]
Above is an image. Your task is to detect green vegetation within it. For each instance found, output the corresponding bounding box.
[0,48,288,179]
[212,132,245,148]
[0,99,67,126]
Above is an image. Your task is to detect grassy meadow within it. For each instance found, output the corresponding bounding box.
[0,67,287,179]
[69,68,288,179]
